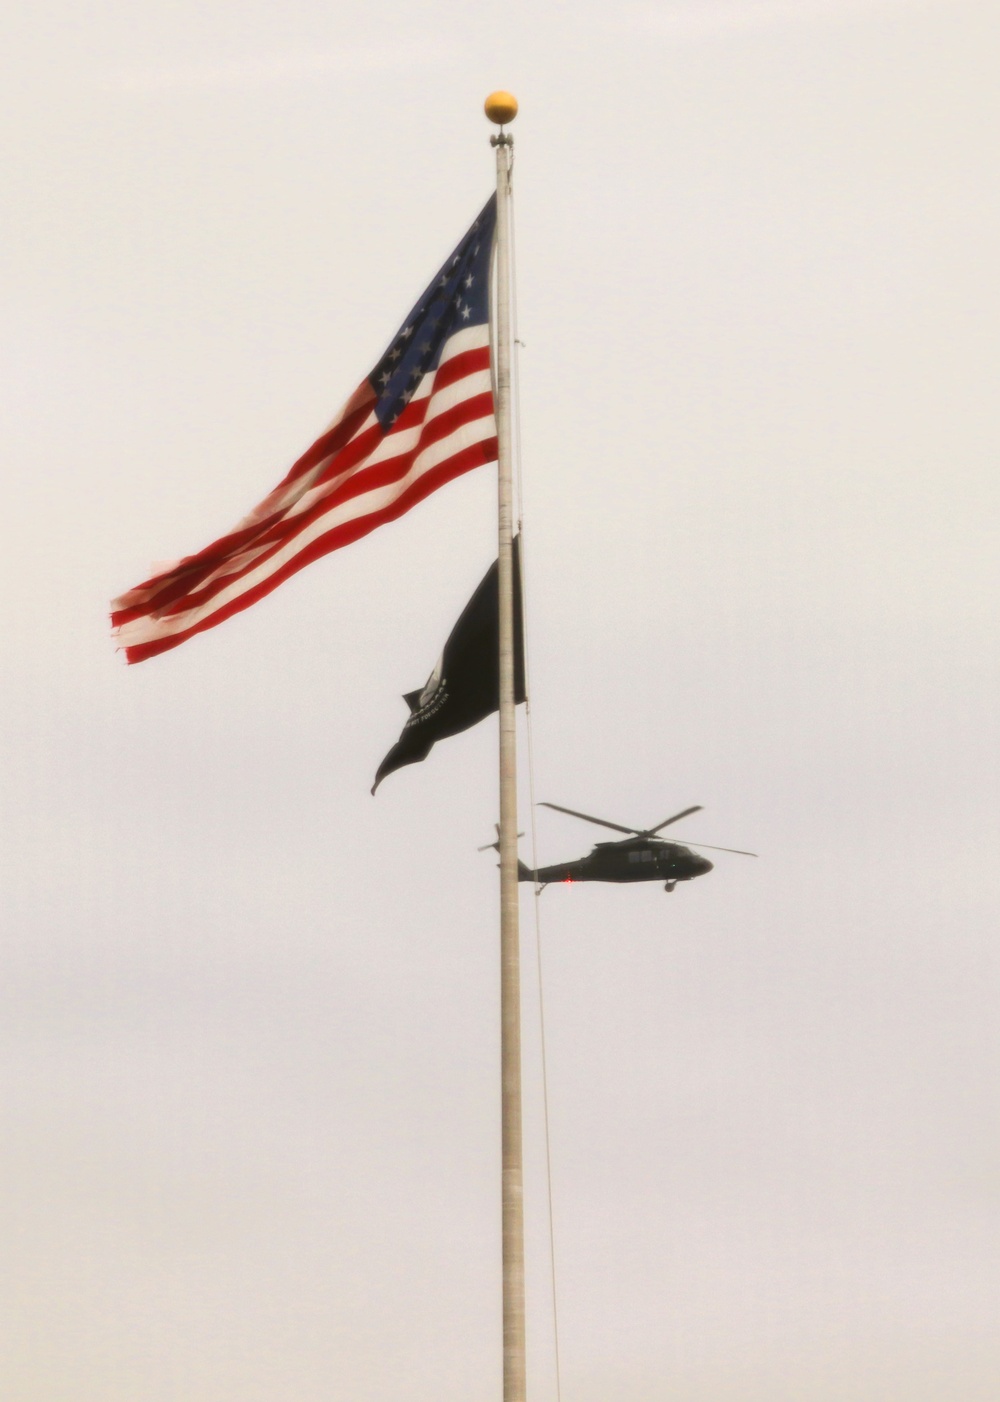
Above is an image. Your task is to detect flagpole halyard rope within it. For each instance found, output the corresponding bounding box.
[509,180,565,1402]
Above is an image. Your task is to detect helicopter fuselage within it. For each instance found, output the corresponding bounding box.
[520,836,713,888]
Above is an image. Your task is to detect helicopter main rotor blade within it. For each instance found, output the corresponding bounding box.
[643,805,704,836]
[676,839,758,857]
[538,802,640,836]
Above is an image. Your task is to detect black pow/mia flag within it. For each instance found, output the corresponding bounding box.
[372,537,526,793]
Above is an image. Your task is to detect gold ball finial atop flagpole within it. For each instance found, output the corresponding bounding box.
[484,91,518,126]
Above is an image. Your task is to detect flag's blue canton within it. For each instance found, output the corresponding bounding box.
[369,195,496,429]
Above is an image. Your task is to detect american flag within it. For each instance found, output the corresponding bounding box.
[112,196,498,664]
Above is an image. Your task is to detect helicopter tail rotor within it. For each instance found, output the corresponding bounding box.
[476,824,501,852]
[478,823,525,853]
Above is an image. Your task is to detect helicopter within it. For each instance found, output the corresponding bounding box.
[483,802,756,892]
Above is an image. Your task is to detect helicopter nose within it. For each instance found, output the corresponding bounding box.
[694,856,713,876]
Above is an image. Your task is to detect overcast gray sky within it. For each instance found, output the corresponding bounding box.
[2,1,998,1399]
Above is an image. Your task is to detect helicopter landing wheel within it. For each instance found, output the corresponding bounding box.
[664,880,676,893]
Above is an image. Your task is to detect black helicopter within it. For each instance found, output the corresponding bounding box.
[492,802,756,892]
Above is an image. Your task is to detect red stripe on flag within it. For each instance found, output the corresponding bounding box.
[116,388,495,627]
[120,435,498,663]
[112,394,379,618]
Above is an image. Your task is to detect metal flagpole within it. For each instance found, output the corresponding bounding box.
[485,90,525,1402]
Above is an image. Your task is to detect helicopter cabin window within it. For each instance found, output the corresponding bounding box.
[629,851,655,864]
